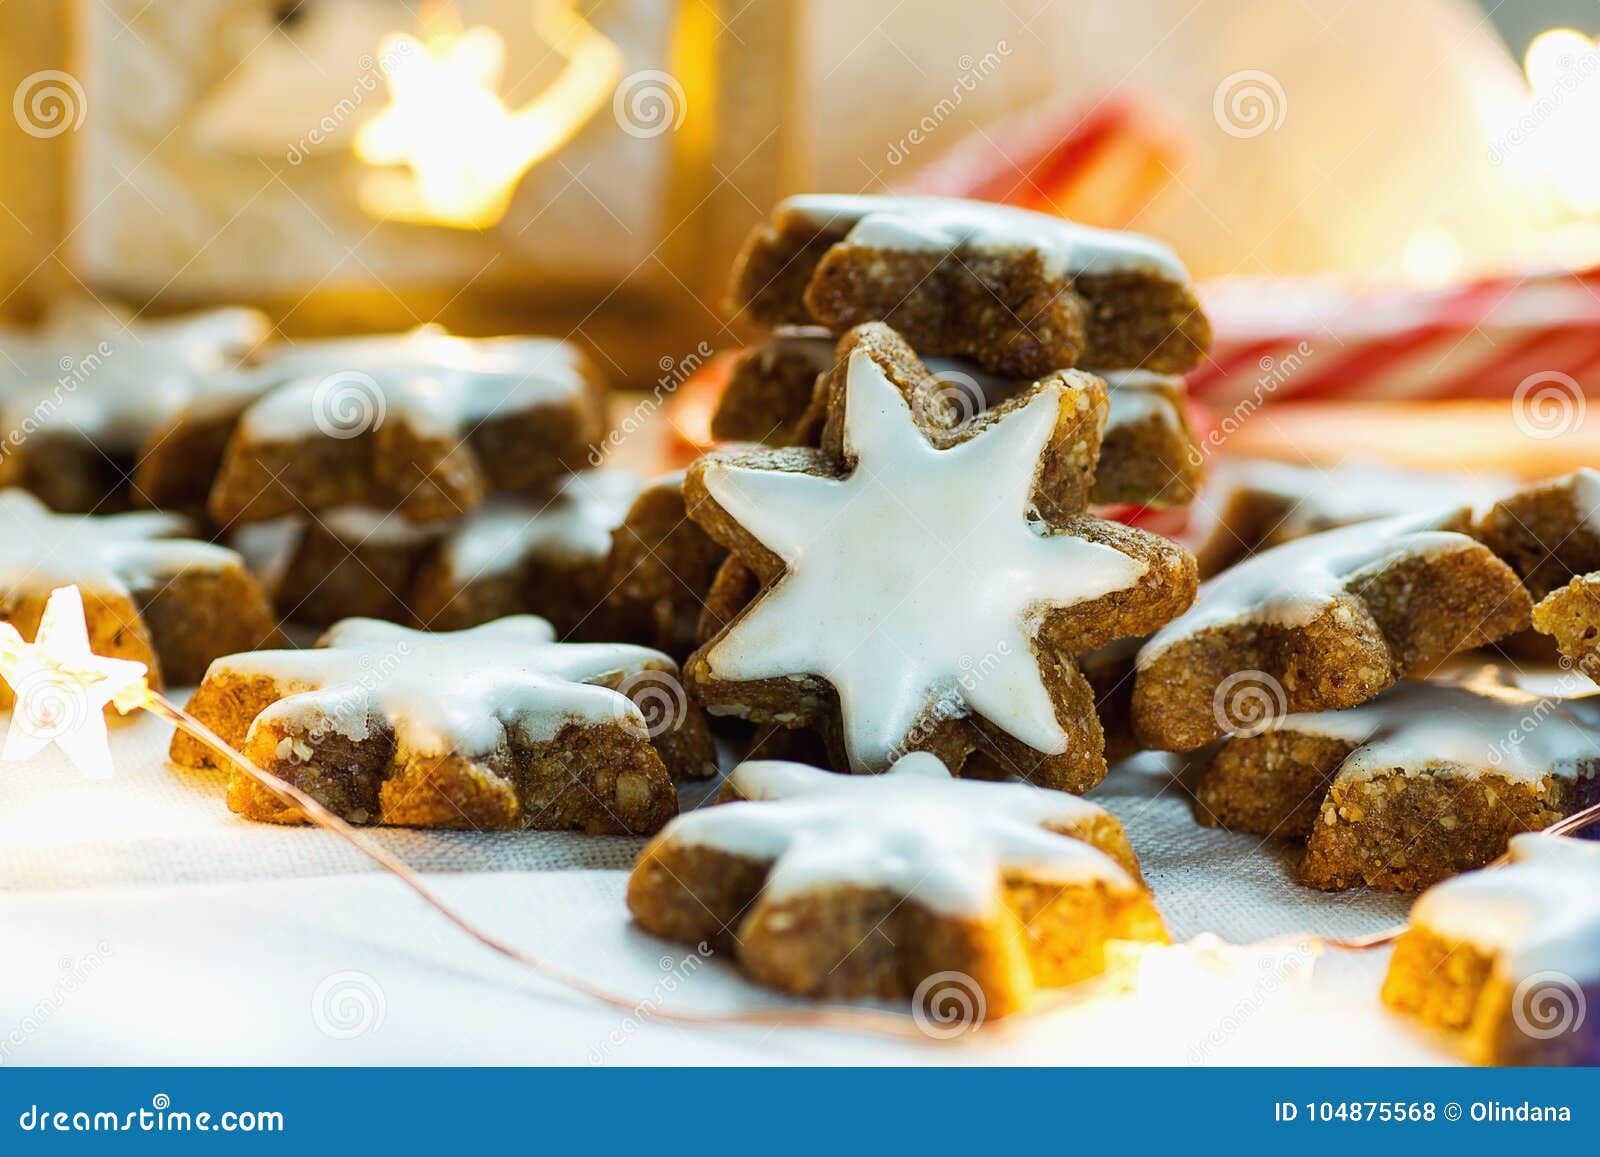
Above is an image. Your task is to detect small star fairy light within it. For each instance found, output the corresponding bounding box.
[0,586,149,779]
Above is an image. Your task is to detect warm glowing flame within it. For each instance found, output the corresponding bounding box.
[355,1,623,229]
[0,586,150,780]
[1514,29,1600,216]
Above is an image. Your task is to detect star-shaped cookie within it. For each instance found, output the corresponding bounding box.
[0,488,281,693]
[683,324,1196,791]
[1194,668,1600,890]
[172,616,716,834]
[1384,833,1600,1064]
[628,752,1167,1016]
[1133,509,1532,751]
[135,327,609,525]
[0,302,268,511]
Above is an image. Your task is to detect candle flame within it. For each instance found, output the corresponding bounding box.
[354,1,623,229]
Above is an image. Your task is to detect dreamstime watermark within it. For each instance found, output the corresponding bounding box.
[311,370,387,439]
[1490,40,1600,167]
[613,668,690,741]
[13,70,87,139]
[912,970,986,1039]
[588,942,714,1063]
[311,970,387,1040]
[886,41,1012,166]
[1213,70,1287,139]
[1188,341,1314,463]
[589,340,715,465]
[275,640,411,767]
[0,941,114,1064]
[613,70,687,139]
[0,343,113,465]
[888,640,1015,763]
[1512,370,1586,440]
[1185,937,1317,1065]
[1511,970,1587,1041]
[287,42,414,164]
[1212,669,1288,738]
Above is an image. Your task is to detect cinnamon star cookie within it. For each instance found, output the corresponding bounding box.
[683,323,1196,791]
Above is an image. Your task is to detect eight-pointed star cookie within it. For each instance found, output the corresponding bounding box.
[144,327,608,526]
[1133,509,1532,752]
[727,195,1211,377]
[172,616,717,834]
[0,303,268,511]
[627,752,1167,1017]
[0,488,281,697]
[1384,833,1600,1064]
[1194,668,1600,891]
[683,323,1196,791]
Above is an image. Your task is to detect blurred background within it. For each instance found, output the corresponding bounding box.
[4,0,1600,471]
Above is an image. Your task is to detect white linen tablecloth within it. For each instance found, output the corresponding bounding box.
[0,705,1452,1065]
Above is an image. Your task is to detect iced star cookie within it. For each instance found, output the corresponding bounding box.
[1384,833,1600,1064]
[1474,468,1600,601]
[235,471,641,634]
[602,471,729,661]
[628,753,1167,1016]
[143,328,609,526]
[0,489,281,697]
[684,324,1196,791]
[711,333,1202,509]
[1188,459,1514,578]
[1194,672,1600,890]
[172,616,717,833]
[0,303,268,511]
[728,195,1210,377]
[1132,510,1532,752]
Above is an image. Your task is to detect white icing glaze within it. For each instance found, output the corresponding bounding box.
[1270,673,1600,786]
[1198,459,1514,544]
[0,488,242,596]
[1095,368,1183,432]
[0,305,268,450]
[666,752,1135,915]
[438,471,639,578]
[700,344,1147,770]
[212,616,678,758]
[1558,467,1600,535]
[779,194,1190,281]
[238,329,592,440]
[1139,509,1477,666]
[1412,833,1600,982]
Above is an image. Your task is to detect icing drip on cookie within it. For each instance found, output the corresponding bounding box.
[238,330,592,440]
[1266,675,1600,786]
[1139,510,1474,666]
[212,616,676,758]
[1413,834,1600,981]
[1096,369,1184,431]
[439,471,640,578]
[780,194,1190,281]
[0,305,268,450]
[0,488,242,596]
[669,753,1135,915]
[700,345,1146,770]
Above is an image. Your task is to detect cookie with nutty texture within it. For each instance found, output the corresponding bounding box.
[602,471,728,662]
[0,489,281,700]
[727,195,1210,377]
[189,330,609,526]
[1384,833,1600,1064]
[1194,673,1600,891]
[1133,510,1532,752]
[172,616,717,834]
[712,333,1202,508]
[629,753,1166,1017]
[1474,468,1600,601]
[683,323,1196,791]
[1531,573,1600,674]
[1189,459,1515,578]
[0,304,269,513]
